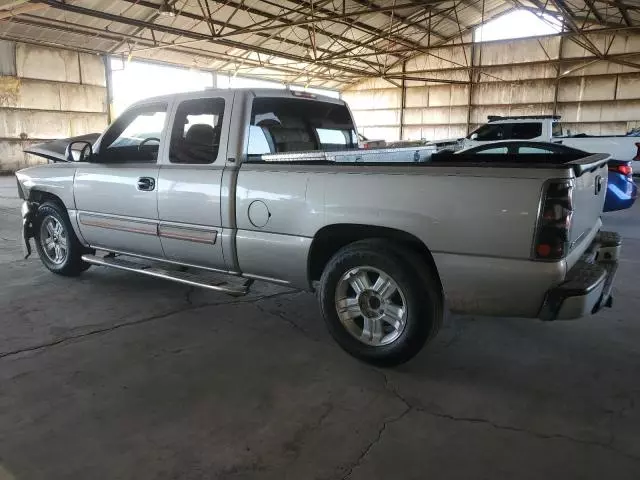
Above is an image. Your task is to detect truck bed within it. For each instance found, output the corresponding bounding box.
[248,145,436,164]
[250,145,609,177]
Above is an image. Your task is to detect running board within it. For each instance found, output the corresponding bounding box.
[81,254,251,297]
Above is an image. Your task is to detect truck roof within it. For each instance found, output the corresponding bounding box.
[129,88,345,109]
[487,115,561,122]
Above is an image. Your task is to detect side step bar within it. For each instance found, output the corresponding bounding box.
[81,254,251,297]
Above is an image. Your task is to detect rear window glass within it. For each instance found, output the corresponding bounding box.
[169,98,225,164]
[518,146,554,154]
[476,146,508,154]
[248,98,357,157]
[510,123,542,139]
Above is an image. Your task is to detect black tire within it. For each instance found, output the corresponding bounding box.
[319,239,443,367]
[33,201,93,277]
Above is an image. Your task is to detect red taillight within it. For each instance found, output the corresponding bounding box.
[533,180,574,260]
[609,164,632,176]
[634,142,640,161]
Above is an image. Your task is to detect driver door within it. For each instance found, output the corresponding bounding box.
[74,101,169,257]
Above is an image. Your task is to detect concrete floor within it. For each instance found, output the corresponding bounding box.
[1,175,640,480]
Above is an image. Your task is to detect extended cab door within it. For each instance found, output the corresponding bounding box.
[74,102,169,257]
[156,91,233,270]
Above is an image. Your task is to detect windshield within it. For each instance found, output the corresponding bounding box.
[552,122,563,137]
[468,123,506,141]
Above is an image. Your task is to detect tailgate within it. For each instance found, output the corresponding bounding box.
[567,154,609,254]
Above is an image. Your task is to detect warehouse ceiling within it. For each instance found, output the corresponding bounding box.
[1,0,639,88]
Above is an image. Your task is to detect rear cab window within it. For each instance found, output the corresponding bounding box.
[169,98,225,164]
[510,123,542,139]
[247,97,357,158]
[552,122,563,137]
[518,145,554,154]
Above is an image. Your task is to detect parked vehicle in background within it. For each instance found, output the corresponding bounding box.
[432,141,637,212]
[16,89,620,366]
[606,160,638,211]
[433,115,640,168]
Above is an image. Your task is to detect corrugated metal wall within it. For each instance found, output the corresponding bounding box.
[342,32,640,142]
[0,41,108,173]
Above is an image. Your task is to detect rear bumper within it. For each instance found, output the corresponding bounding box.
[539,231,620,321]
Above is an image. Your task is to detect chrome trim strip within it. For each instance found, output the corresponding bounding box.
[78,212,157,236]
[79,212,219,244]
[158,222,218,244]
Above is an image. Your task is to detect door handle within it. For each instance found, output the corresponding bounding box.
[137,177,156,191]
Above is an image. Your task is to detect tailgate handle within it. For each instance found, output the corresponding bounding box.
[595,175,603,195]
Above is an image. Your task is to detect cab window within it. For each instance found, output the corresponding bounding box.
[518,145,555,154]
[476,146,508,154]
[101,103,167,163]
[552,122,563,137]
[510,123,542,139]
[471,124,506,141]
[247,98,357,158]
[169,98,225,164]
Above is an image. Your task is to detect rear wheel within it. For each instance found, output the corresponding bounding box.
[319,239,443,366]
[33,202,93,276]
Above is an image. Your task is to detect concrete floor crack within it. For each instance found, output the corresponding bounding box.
[363,370,640,469]
[338,371,413,479]
[417,408,640,463]
[339,404,411,480]
[184,285,196,305]
[0,290,299,359]
[254,302,316,341]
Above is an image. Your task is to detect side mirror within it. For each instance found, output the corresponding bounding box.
[65,141,93,162]
[470,133,478,140]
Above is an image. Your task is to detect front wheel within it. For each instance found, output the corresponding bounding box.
[33,201,93,276]
[319,239,443,366]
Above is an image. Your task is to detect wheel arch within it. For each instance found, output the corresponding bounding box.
[28,189,88,247]
[28,189,67,209]
[307,223,443,292]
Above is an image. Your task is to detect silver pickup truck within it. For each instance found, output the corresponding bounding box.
[15,89,620,365]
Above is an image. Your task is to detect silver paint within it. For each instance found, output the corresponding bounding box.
[15,89,613,321]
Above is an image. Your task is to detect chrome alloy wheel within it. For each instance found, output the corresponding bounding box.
[39,215,68,265]
[335,266,408,346]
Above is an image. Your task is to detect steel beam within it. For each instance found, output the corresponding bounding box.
[5,15,355,83]
[37,0,386,79]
